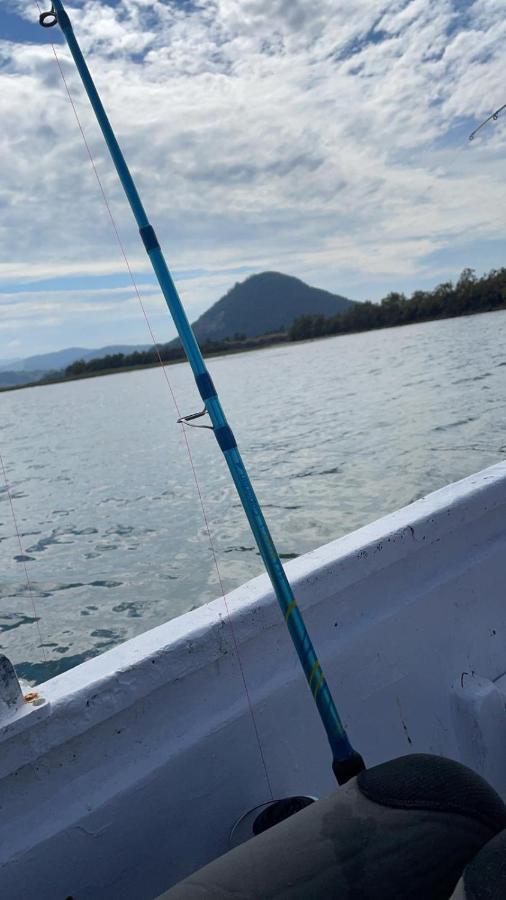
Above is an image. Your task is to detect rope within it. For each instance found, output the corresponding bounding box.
[38,12,274,800]
[0,448,47,664]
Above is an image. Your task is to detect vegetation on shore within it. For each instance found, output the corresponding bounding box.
[288,268,506,341]
[3,267,506,393]
[0,332,287,392]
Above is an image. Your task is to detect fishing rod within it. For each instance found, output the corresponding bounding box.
[39,1,364,785]
[469,103,506,141]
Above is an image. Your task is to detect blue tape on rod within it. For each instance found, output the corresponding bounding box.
[139,225,160,253]
[196,373,217,401]
[215,426,237,452]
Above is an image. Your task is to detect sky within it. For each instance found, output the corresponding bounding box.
[0,0,505,358]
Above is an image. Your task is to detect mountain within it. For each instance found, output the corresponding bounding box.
[0,370,46,388]
[19,344,152,373]
[190,272,355,342]
[0,356,22,370]
[0,344,151,388]
[0,273,356,389]
[0,347,91,374]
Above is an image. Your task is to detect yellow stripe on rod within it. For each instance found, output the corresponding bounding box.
[313,671,325,701]
[284,598,297,623]
[308,658,321,691]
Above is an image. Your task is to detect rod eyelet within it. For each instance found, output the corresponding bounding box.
[39,10,58,27]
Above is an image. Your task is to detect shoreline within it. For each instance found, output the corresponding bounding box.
[0,332,289,393]
[3,303,505,394]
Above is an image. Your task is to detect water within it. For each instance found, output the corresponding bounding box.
[2,310,506,685]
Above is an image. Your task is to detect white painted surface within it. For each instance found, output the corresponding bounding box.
[2,462,506,898]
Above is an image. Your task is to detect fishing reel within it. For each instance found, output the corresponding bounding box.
[39,4,58,27]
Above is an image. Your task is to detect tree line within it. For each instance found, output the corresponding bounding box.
[40,266,506,385]
[288,268,506,342]
[60,332,283,380]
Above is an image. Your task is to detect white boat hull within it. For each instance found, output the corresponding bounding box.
[2,463,506,898]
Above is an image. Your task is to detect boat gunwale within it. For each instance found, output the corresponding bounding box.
[1,460,506,778]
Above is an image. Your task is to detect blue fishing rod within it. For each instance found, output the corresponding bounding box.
[39,1,364,785]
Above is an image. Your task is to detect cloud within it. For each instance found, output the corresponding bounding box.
[1,0,506,353]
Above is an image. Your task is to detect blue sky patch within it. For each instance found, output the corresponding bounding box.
[1,0,505,356]
[0,7,63,44]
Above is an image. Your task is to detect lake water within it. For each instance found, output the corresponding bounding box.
[2,310,506,685]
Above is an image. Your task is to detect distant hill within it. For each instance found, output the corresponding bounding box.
[0,370,46,387]
[0,344,151,388]
[0,356,22,370]
[190,272,355,342]
[1,272,356,389]
[20,344,151,373]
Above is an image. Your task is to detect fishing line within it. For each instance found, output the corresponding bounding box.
[383,100,506,246]
[0,448,47,664]
[37,7,274,799]
[380,140,469,245]
[366,105,505,314]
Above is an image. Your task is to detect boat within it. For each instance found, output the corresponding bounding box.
[2,3,506,898]
[3,462,506,897]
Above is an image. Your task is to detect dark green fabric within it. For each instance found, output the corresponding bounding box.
[358,754,506,833]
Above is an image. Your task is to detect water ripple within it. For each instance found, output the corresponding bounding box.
[2,309,506,683]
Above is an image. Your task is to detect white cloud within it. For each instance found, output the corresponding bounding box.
[1,0,506,353]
